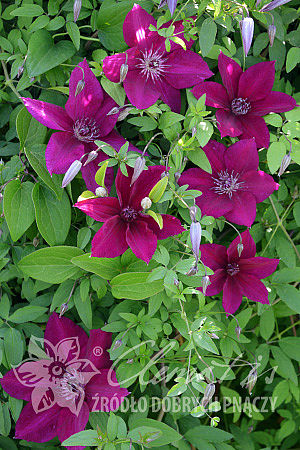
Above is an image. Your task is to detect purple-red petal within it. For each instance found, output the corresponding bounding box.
[222,276,243,315]
[123,69,160,110]
[57,402,89,450]
[200,243,228,270]
[75,197,120,222]
[129,165,166,210]
[123,4,157,48]
[239,256,279,279]
[241,170,279,203]
[218,52,243,101]
[192,82,230,109]
[85,329,112,371]
[22,98,73,131]
[126,219,157,263]
[238,115,270,149]
[0,368,32,401]
[45,131,85,175]
[144,214,185,240]
[224,139,258,174]
[196,191,233,219]
[203,268,227,296]
[251,91,297,116]
[216,109,243,138]
[238,61,275,102]
[227,229,256,262]
[224,191,257,227]
[236,273,269,304]
[91,216,128,258]
[15,402,60,443]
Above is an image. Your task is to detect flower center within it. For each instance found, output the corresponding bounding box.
[227,263,240,276]
[73,118,100,142]
[58,369,85,400]
[48,361,66,381]
[212,170,244,198]
[136,48,169,82]
[231,98,251,115]
[120,207,139,222]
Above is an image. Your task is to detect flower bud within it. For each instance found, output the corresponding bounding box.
[75,79,85,97]
[17,64,24,78]
[191,126,197,137]
[241,17,254,57]
[107,106,119,116]
[278,153,291,177]
[59,302,69,318]
[95,186,108,197]
[120,63,128,82]
[246,368,257,395]
[141,196,152,210]
[260,0,291,12]
[30,77,35,83]
[33,237,39,248]
[0,193,3,203]
[268,24,276,47]
[112,339,123,350]
[158,0,167,9]
[131,156,146,185]
[237,242,243,257]
[174,278,179,287]
[201,383,215,407]
[189,205,197,222]
[186,264,198,276]
[62,160,82,188]
[235,326,242,340]
[202,275,210,295]
[190,221,202,262]
[210,333,219,339]
[83,150,98,166]
[174,171,181,184]
[117,107,133,121]
[73,0,82,22]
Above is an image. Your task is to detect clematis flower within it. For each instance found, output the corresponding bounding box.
[178,139,278,227]
[192,52,297,148]
[22,59,138,193]
[75,165,185,263]
[199,230,279,314]
[102,4,213,112]
[0,313,128,449]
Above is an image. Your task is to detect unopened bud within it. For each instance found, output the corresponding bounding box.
[131,156,146,185]
[174,171,181,184]
[141,196,152,210]
[73,0,82,22]
[17,64,24,78]
[174,278,179,287]
[192,126,197,137]
[120,63,128,82]
[202,275,210,295]
[237,242,243,257]
[235,326,242,340]
[241,17,254,57]
[62,160,82,188]
[278,153,291,177]
[107,106,119,116]
[210,333,219,339]
[201,383,215,407]
[0,193,3,203]
[190,221,202,262]
[126,358,134,364]
[30,77,35,83]
[95,186,108,197]
[112,339,123,350]
[117,107,133,121]
[246,368,257,395]
[33,237,39,248]
[186,264,198,276]
[145,432,160,443]
[75,79,85,97]
[83,150,98,166]
[268,24,276,46]
[59,302,69,318]
[189,205,197,222]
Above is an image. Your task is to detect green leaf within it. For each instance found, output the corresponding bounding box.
[71,253,121,279]
[286,47,300,73]
[8,306,47,324]
[149,176,168,203]
[185,426,232,444]
[267,142,286,173]
[199,18,217,57]
[145,210,163,229]
[271,346,297,384]
[19,246,84,283]
[24,144,63,199]
[26,30,76,77]
[16,107,47,150]
[3,327,24,366]
[95,160,109,187]
[66,22,80,50]
[111,272,164,299]
[195,121,214,148]
[260,308,275,340]
[11,5,44,16]
[193,332,219,354]
[32,184,71,246]
[279,337,300,362]
[62,430,98,446]
[74,287,92,329]
[188,147,212,173]
[3,180,35,241]
[276,284,300,313]
[159,112,185,129]
[101,77,126,106]
[130,418,182,447]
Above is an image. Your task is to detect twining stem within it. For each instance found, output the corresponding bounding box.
[0,55,22,101]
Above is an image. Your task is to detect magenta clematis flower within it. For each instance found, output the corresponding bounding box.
[192,52,297,148]
[199,230,279,314]
[75,165,185,263]
[102,4,213,112]
[178,139,278,227]
[0,313,128,449]
[22,59,138,193]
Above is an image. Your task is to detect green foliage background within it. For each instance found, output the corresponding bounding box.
[0,0,299,449]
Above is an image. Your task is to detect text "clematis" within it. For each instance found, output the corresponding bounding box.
[192,53,297,148]
[0,313,128,449]
[199,230,279,314]
[103,4,213,112]
[75,165,185,263]
[22,59,138,193]
[179,139,278,227]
